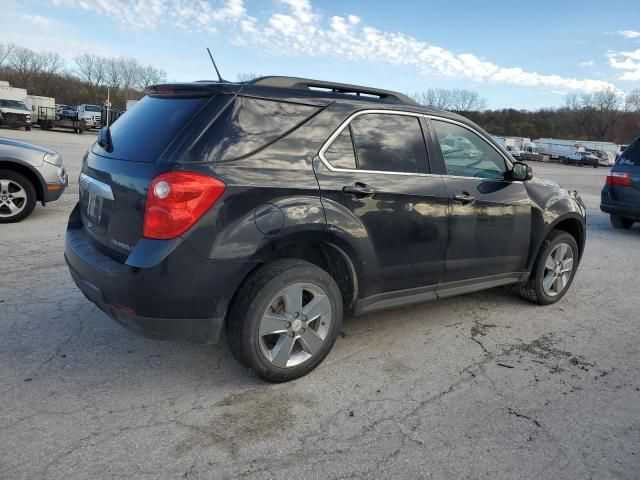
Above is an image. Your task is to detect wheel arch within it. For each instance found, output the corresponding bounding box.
[548,215,585,259]
[250,235,360,314]
[0,160,45,203]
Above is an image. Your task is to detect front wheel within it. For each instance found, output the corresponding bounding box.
[0,169,37,223]
[516,230,579,305]
[227,259,343,382]
[610,214,634,229]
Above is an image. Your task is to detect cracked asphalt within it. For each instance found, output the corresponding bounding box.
[1,129,639,479]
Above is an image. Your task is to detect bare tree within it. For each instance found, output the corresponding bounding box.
[410,88,487,112]
[625,89,640,112]
[236,72,262,82]
[0,43,16,70]
[40,52,65,77]
[137,65,167,89]
[74,53,105,89]
[8,46,44,84]
[449,89,488,112]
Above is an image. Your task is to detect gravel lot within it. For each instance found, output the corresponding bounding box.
[1,128,639,480]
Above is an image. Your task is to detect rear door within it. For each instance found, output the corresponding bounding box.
[314,111,449,294]
[429,117,531,282]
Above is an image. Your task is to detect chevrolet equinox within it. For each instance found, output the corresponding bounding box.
[65,77,587,382]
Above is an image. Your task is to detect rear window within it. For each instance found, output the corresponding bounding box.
[617,139,640,166]
[195,96,319,162]
[93,95,208,162]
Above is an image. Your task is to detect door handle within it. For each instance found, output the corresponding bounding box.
[343,182,375,197]
[453,192,476,205]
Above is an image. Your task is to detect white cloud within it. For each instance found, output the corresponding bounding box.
[608,48,640,81]
[579,60,594,67]
[618,30,640,39]
[40,0,618,93]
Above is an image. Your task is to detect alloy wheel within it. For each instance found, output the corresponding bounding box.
[0,179,28,219]
[258,282,332,368]
[542,243,574,297]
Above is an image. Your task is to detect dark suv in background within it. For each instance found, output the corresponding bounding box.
[601,137,640,229]
[65,77,586,382]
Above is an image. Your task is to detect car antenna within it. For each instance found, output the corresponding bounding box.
[206,48,227,83]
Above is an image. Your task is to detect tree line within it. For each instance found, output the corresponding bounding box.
[1,44,638,143]
[0,43,166,110]
[410,87,640,144]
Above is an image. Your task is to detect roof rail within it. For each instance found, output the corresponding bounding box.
[248,76,418,106]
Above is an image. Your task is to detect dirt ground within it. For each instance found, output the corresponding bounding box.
[1,128,639,479]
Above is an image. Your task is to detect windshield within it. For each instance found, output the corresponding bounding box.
[84,105,101,112]
[0,100,29,110]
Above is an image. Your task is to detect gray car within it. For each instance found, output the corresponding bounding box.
[0,137,68,222]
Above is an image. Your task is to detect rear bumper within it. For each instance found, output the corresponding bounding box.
[64,203,255,343]
[600,202,640,220]
[601,190,640,221]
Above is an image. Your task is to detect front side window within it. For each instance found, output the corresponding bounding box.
[323,113,428,174]
[431,119,508,179]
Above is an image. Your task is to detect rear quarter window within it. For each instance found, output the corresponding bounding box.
[195,96,320,162]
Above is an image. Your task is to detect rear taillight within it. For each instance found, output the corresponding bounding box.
[143,172,226,239]
[606,171,631,187]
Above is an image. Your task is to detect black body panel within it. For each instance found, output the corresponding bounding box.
[65,77,587,344]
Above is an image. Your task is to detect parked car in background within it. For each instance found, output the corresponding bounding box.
[505,145,523,159]
[0,99,32,131]
[601,137,640,229]
[564,151,599,167]
[0,137,68,222]
[65,76,586,382]
[77,104,102,128]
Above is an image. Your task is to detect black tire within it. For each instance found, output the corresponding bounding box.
[25,125,31,131]
[227,259,343,383]
[0,169,37,223]
[516,230,579,305]
[578,160,584,167]
[593,163,599,168]
[610,214,634,229]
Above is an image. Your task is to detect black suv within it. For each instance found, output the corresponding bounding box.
[601,137,640,229]
[65,77,586,382]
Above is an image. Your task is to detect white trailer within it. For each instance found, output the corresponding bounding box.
[533,138,618,165]
[24,95,55,121]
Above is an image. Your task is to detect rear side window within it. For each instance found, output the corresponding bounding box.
[324,128,356,169]
[93,95,207,162]
[201,96,319,162]
[617,139,640,166]
[323,113,428,174]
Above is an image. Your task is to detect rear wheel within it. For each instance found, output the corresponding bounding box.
[227,259,343,382]
[516,230,579,305]
[0,170,37,223]
[25,125,31,131]
[610,214,634,229]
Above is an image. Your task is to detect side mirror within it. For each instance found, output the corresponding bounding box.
[511,161,533,181]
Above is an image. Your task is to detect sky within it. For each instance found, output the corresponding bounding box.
[1,0,640,109]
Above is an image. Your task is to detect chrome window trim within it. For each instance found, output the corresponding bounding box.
[318,109,434,177]
[318,109,515,181]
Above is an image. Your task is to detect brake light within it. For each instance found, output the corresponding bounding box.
[143,172,226,239]
[606,171,631,187]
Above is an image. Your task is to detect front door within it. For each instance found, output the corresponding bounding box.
[429,118,532,283]
[314,111,449,296]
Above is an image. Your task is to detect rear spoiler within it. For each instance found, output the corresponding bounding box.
[145,82,242,97]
